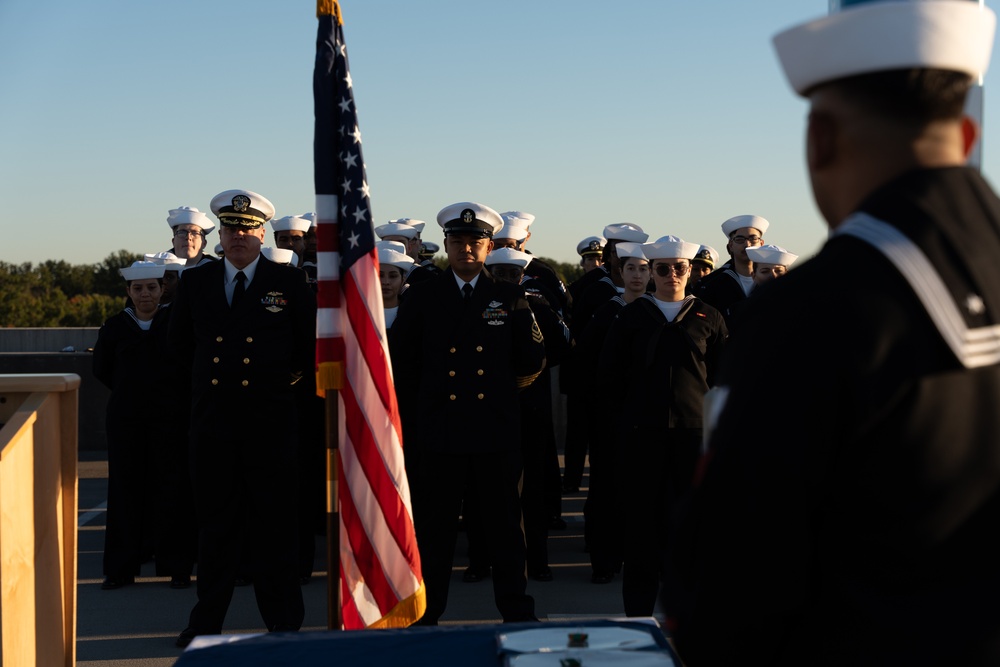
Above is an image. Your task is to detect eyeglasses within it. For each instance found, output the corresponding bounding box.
[653,263,690,277]
[173,229,205,239]
[730,235,762,246]
[489,265,524,283]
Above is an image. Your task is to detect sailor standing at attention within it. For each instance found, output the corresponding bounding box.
[170,189,316,647]
[389,201,546,625]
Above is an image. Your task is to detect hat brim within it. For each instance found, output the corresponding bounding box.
[774,0,996,96]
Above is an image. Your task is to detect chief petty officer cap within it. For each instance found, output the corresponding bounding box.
[375,221,419,240]
[773,0,996,97]
[376,240,408,254]
[485,247,533,268]
[437,202,504,238]
[614,242,647,261]
[421,241,440,254]
[120,260,166,281]
[500,211,535,229]
[644,235,701,261]
[577,235,606,257]
[494,223,530,243]
[602,223,649,243]
[144,251,187,272]
[721,214,770,238]
[270,215,312,234]
[261,247,299,266]
[167,206,215,234]
[210,189,275,229]
[391,218,426,234]
[378,247,416,275]
[691,244,720,270]
[746,244,799,268]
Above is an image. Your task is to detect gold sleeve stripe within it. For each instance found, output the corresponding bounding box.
[516,370,543,388]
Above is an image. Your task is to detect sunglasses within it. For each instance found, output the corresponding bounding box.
[653,263,690,277]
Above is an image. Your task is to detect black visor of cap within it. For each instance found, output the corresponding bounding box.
[442,218,494,238]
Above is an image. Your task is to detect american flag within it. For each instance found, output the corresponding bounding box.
[313,0,424,629]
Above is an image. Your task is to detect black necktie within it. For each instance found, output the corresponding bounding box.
[462,282,474,302]
[232,271,246,308]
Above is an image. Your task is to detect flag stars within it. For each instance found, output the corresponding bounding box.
[345,152,359,168]
[338,97,352,113]
[361,180,370,199]
[350,125,362,144]
[344,71,353,89]
[341,177,352,195]
[347,231,360,248]
[352,206,368,224]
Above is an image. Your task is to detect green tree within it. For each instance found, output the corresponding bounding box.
[0,262,69,327]
[536,257,584,286]
[63,293,123,327]
[93,250,143,295]
[39,259,95,298]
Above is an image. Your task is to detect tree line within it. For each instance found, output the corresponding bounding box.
[1,251,142,327]
[1,251,585,328]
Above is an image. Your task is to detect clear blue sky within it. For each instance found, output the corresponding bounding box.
[2,0,998,267]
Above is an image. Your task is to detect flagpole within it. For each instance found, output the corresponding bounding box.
[325,393,342,630]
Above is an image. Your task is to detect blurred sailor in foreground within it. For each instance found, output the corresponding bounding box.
[674,2,1000,664]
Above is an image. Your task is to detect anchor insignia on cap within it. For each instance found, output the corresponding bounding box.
[461,209,475,224]
[232,195,251,212]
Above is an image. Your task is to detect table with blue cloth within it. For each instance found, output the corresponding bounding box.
[174,619,679,666]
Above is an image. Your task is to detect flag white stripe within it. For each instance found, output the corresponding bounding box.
[317,251,341,282]
[316,307,343,338]
[316,193,339,220]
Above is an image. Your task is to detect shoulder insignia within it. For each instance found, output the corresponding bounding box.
[531,320,544,343]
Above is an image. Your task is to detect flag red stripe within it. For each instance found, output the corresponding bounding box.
[316,336,345,367]
[343,264,398,413]
[339,564,364,629]
[339,368,420,574]
[337,454,400,613]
